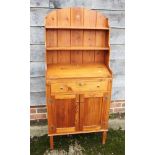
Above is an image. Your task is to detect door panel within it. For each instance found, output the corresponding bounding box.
[83,97,102,126]
[47,93,79,134]
[79,92,110,131]
[55,98,75,128]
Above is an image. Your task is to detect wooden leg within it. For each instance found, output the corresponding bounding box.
[50,136,54,150]
[102,131,107,144]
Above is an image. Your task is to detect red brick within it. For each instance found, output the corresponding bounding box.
[122,103,125,107]
[113,107,125,113]
[110,102,122,108]
[37,108,47,113]
[30,114,47,120]
[30,114,36,120]
[113,100,125,103]
[115,102,122,107]
[35,113,47,119]
[30,108,36,114]
[110,102,115,108]
[110,108,114,113]
[111,100,115,103]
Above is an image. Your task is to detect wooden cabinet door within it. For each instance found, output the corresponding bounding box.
[79,92,111,132]
[47,85,79,135]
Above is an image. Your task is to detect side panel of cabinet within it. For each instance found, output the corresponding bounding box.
[46,90,79,134]
[101,92,111,130]
[79,92,111,131]
[46,84,56,134]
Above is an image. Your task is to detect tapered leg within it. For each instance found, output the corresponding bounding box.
[50,136,54,150]
[102,131,107,144]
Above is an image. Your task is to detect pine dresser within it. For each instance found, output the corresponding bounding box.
[45,7,112,149]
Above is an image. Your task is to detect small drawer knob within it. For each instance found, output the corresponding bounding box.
[79,83,85,86]
[79,83,83,86]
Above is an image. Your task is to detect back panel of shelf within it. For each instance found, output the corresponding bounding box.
[45,8,110,66]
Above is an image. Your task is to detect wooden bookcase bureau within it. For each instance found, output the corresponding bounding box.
[45,7,113,149]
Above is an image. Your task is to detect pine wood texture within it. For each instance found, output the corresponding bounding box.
[47,63,111,79]
[45,8,112,149]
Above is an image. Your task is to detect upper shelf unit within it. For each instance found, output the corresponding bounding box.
[45,8,110,52]
[45,8,111,65]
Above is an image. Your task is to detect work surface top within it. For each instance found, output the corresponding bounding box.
[46,63,112,79]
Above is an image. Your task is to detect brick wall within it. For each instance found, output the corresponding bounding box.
[30,105,47,120]
[30,100,125,120]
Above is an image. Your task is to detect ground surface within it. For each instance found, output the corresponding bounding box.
[30,116,125,155]
[31,129,125,155]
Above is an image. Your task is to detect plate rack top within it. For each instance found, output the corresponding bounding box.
[45,7,111,77]
[45,7,109,29]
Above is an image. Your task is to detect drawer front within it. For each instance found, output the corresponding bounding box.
[76,80,108,92]
[50,79,110,94]
[51,82,76,93]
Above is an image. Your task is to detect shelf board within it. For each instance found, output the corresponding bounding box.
[46,47,109,51]
[45,26,109,30]
[46,63,112,79]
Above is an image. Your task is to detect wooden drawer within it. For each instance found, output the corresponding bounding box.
[50,79,110,94]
